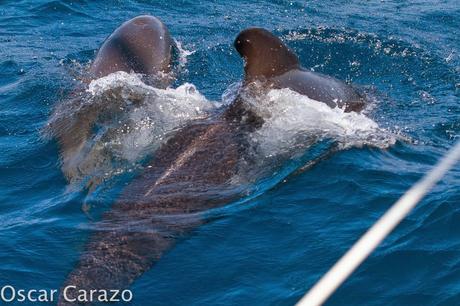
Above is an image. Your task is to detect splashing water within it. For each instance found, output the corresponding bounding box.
[47,70,397,197]
[88,72,218,160]
[221,82,399,191]
[2,2,459,305]
[47,71,218,188]
[249,87,397,156]
[174,39,196,72]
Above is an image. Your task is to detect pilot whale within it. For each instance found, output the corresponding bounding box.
[47,15,176,188]
[56,17,246,305]
[57,27,367,305]
[90,15,174,85]
[227,27,366,117]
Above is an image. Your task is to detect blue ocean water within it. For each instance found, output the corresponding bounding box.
[1,0,459,305]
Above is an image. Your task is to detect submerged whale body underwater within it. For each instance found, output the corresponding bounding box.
[47,15,397,305]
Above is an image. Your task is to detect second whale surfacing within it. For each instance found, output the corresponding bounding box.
[229,27,366,114]
[58,27,371,304]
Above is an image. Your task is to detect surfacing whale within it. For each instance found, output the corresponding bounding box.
[90,15,174,86]
[47,15,176,189]
[57,26,368,306]
[55,16,250,306]
[229,27,366,114]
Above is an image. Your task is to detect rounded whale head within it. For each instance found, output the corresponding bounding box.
[234,28,300,81]
[90,15,174,83]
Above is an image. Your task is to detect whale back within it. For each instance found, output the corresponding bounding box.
[90,15,174,80]
[234,28,300,81]
[234,28,366,113]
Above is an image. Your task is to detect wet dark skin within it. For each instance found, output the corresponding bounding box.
[233,27,366,112]
[58,25,365,305]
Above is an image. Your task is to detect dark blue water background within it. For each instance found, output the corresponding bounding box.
[1,0,459,305]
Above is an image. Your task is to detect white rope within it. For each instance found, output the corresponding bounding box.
[296,141,460,306]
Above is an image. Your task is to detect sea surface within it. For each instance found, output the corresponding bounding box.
[1,0,459,305]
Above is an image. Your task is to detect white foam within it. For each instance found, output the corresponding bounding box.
[87,71,217,162]
[87,75,396,178]
[243,87,396,158]
[47,72,217,187]
[174,39,196,72]
[221,81,242,105]
[87,70,151,96]
[51,71,396,189]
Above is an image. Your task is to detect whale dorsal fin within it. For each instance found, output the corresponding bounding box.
[234,28,300,81]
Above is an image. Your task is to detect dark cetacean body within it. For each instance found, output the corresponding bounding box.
[234,27,366,112]
[90,15,174,79]
[49,16,175,187]
[58,25,366,306]
[58,116,249,305]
